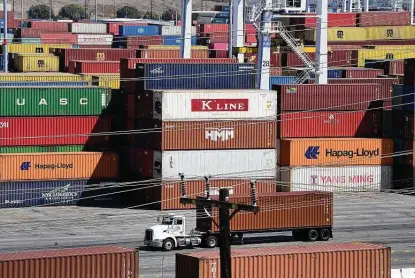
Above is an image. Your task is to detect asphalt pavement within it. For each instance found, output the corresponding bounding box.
[0,192,414,277]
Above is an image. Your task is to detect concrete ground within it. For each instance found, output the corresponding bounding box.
[0,192,414,277]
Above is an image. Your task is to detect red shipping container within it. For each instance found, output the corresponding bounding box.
[386,60,404,75]
[58,48,137,70]
[198,23,228,34]
[69,60,120,74]
[107,22,147,35]
[40,33,78,44]
[276,84,382,111]
[357,11,410,26]
[19,28,42,38]
[0,116,111,147]
[291,12,357,27]
[208,43,228,50]
[342,67,384,78]
[245,33,257,44]
[211,50,228,58]
[29,21,69,32]
[324,78,399,99]
[278,111,382,138]
[125,36,163,47]
[208,33,228,43]
[0,11,15,19]
[245,24,256,34]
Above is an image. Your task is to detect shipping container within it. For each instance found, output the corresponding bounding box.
[196,191,333,233]
[389,111,414,139]
[134,149,276,179]
[392,84,415,111]
[365,59,405,75]
[69,60,120,74]
[309,68,343,79]
[29,21,69,32]
[162,36,197,46]
[404,58,415,84]
[0,179,118,208]
[0,116,111,147]
[14,54,59,72]
[69,23,107,33]
[92,74,120,90]
[0,246,138,278]
[119,25,160,36]
[358,49,415,67]
[0,72,84,82]
[176,243,391,278]
[136,63,256,90]
[0,145,85,153]
[357,11,410,26]
[393,138,414,166]
[366,26,415,41]
[278,111,382,138]
[269,76,296,88]
[1,43,72,54]
[139,49,209,59]
[134,120,277,150]
[291,12,357,27]
[17,37,39,44]
[77,34,113,45]
[0,152,119,181]
[305,27,367,42]
[275,84,382,111]
[0,81,89,87]
[113,35,163,48]
[133,90,276,120]
[279,165,392,192]
[140,179,276,210]
[40,32,78,44]
[280,138,393,166]
[0,87,111,116]
[342,67,384,78]
[197,23,228,34]
[283,50,358,67]
[19,28,42,38]
[161,26,196,36]
[107,22,147,35]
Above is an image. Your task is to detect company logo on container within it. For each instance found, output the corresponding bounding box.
[205,128,234,141]
[137,28,144,33]
[191,99,249,112]
[150,67,164,74]
[305,146,320,159]
[310,175,319,185]
[42,184,78,201]
[20,162,31,171]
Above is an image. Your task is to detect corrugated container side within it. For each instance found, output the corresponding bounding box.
[19,28,42,37]
[139,49,209,59]
[386,60,404,75]
[0,145,85,153]
[276,84,382,111]
[15,55,59,72]
[358,49,415,67]
[366,26,415,40]
[0,73,84,82]
[108,22,147,35]
[143,179,276,210]
[161,26,196,36]
[176,243,391,278]
[198,23,228,34]
[0,152,119,181]
[357,11,410,26]
[342,68,384,78]
[134,120,276,150]
[197,192,333,233]
[279,166,393,192]
[0,116,111,147]
[119,25,160,36]
[404,58,415,85]
[291,12,357,27]
[71,60,120,74]
[77,34,113,45]
[29,21,69,32]
[2,44,73,54]
[92,74,120,90]
[305,27,367,42]
[280,138,393,166]
[69,23,107,33]
[40,32,78,44]
[0,246,138,278]
[278,111,382,138]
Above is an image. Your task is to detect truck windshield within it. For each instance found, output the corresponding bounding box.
[161,217,173,225]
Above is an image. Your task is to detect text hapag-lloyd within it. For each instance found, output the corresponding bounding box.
[326,148,380,158]
[35,163,73,170]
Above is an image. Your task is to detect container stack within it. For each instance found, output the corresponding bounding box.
[274,84,394,192]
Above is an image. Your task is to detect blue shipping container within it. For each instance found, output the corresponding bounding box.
[162,36,198,46]
[119,25,160,36]
[19,38,42,44]
[215,12,229,18]
[0,180,119,208]
[269,76,296,89]
[0,81,90,87]
[222,6,230,12]
[392,84,415,111]
[137,63,256,90]
[309,68,343,79]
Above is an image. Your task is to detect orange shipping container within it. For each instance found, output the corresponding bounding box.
[0,152,119,181]
[140,179,276,210]
[135,120,276,150]
[176,243,391,278]
[280,138,393,166]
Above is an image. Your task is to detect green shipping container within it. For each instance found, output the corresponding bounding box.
[0,87,111,116]
[0,145,86,153]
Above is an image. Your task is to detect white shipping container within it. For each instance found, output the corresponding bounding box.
[161,26,196,36]
[279,165,392,192]
[77,34,113,45]
[70,23,107,34]
[151,149,277,180]
[0,4,12,11]
[152,90,277,120]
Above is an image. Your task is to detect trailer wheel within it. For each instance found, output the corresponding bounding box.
[162,239,174,251]
[319,229,330,241]
[307,229,319,242]
[205,236,218,248]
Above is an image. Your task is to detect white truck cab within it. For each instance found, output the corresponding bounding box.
[144,214,205,251]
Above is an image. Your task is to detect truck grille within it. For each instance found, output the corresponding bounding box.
[145,229,153,241]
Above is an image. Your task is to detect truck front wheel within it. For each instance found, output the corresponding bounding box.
[162,239,175,251]
[205,236,218,248]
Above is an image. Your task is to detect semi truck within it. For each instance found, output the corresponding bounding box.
[144,191,333,251]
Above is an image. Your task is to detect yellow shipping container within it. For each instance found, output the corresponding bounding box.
[305,27,367,42]
[4,44,73,54]
[357,48,415,66]
[0,72,85,82]
[14,54,60,72]
[91,74,120,90]
[365,26,415,40]
[301,46,332,53]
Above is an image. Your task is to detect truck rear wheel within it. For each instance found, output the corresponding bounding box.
[205,236,217,248]
[319,229,330,241]
[307,229,319,242]
[162,239,174,251]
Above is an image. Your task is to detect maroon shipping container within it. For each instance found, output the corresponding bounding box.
[40,33,78,44]
[69,60,120,73]
[0,116,111,147]
[176,243,391,278]
[57,48,137,71]
[125,36,163,47]
[278,111,382,138]
[29,21,69,32]
[136,178,276,210]
[284,50,357,67]
[342,67,384,78]
[386,60,404,75]
[207,33,228,43]
[108,22,147,35]
[196,191,333,233]
[19,28,42,38]
[0,11,14,19]
[0,246,139,278]
[276,84,382,111]
[357,11,410,26]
